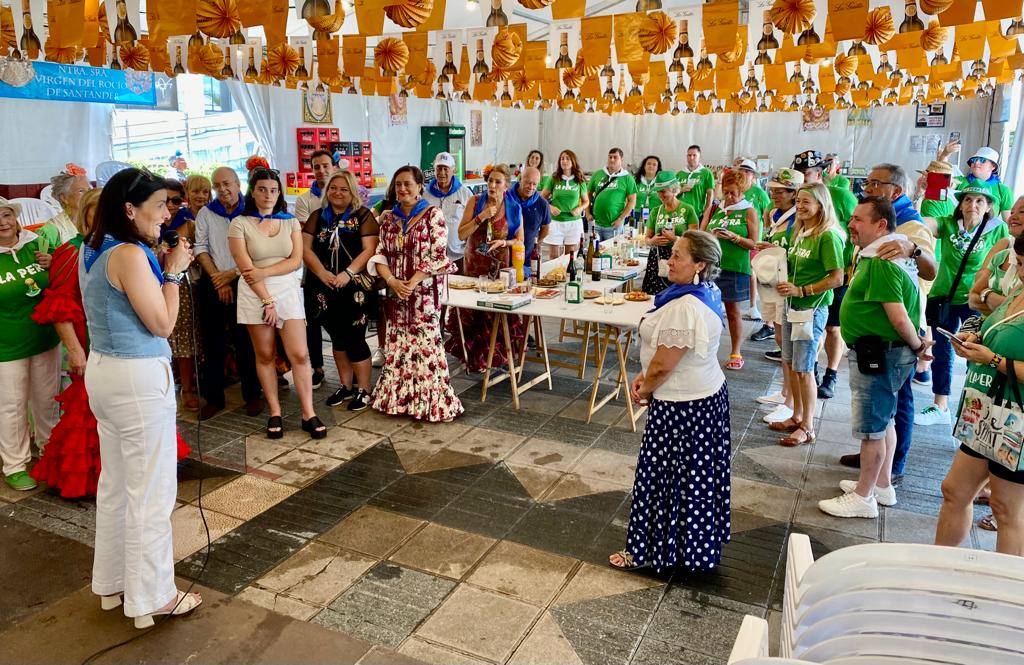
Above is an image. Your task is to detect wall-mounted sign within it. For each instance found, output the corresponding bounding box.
[0,61,155,106]
[915,102,946,128]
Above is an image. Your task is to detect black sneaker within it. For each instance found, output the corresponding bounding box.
[326,385,355,407]
[311,368,325,390]
[348,389,371,412]
[818,369,837,399]
[749,324,774,342]
[764,349,782,362]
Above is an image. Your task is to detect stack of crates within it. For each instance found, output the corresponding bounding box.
[286,126,340,193]
[330,141,374,188]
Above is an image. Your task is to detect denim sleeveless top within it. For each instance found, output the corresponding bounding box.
[80,244,171,359]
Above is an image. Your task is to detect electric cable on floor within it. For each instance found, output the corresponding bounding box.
[81,238,212,665]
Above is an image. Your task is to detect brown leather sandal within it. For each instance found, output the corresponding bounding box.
[769,418,800,433]
[780,423,815,447]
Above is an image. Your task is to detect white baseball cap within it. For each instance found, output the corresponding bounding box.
[434,152,456,168]
[968,147,999,166]
[738,159,757,173]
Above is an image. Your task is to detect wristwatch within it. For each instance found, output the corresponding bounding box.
[162,271,185,285]
[911,243,922,259]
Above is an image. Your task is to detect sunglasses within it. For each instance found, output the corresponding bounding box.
[168,197,184,205]
[127,167,160,194]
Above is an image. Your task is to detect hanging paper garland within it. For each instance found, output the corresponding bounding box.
[919,0,954,15]
[384,0,434,30]
[197,0,242,39]
[307,3,346,34]
[920,20,948,52]
[863,7,896,46]
[833,53,857,77]
[491,28,523,69]
[637,11,676,55]
[119,43,151,70]
[266,43,301,77]
[374,37,410,75]
[768,0,816,35]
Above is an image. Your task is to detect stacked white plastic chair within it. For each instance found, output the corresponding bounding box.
[9,197,58,226]
[728,533,1024,664]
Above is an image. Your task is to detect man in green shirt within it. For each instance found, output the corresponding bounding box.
[793,149,859,398]
[676,144,715,219]
[587,147,637,242]
[819,197,930,520]
[823,153,851,192]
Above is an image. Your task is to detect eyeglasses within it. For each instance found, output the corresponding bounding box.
[168,197,184,205]
[864,179,895,189]
[126,167,160,194]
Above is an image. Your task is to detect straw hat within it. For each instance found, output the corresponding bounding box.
[0,197,22,218]
[917,160,954,176]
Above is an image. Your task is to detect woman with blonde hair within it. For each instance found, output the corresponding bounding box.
[184,174,212,218]
[770,182,845,447]
[542,150,589,259]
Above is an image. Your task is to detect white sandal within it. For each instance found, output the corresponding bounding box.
[135,590,203,629]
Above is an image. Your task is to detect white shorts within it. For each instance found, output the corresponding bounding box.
[237,271,305,329]
[544,219,584,247]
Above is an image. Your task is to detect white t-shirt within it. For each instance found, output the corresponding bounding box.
[638,294,725,402]
[424,184,473,260]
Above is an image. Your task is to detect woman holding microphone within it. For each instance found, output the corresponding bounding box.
[82,168,201,628]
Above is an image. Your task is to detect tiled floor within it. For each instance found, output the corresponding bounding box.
[1,321,990,664]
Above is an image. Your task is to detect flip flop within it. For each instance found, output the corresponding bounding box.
[978,514,997,531]
[725,354,745,370]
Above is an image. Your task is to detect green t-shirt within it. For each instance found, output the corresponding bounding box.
[588,170,638,227]
[538,175,553,194]
[839,256,921,346]
[987,248,1020,298]
[828,185,858,267]
[648,201,698,236]
[764,208,796,248]
[744,185,771,219]
[920,197,955,219]
[707,206,755,275]
[961,300,1024,402]
[635,171,676,216]
[954,176,1016,216]
[0,237,60,362]
[548,177,587,222]
[676,166,715,217]
[931,215,1009,304]
[787,228,846,309]
[825,173,851,191]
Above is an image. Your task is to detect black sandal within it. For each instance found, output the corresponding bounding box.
[301,415,327,440]
[266,415,284,440]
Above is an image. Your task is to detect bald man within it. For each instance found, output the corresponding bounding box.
[195,166,263,418]
[512,166,551,278]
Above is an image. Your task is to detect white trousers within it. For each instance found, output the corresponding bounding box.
[0,346,60,476]
[86,353,178,617]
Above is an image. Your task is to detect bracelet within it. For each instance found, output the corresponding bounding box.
[260,296,276,306]
[344,268,355,278]
[262,301,276,309]
[162,271,184,285]
[980,288,993,304]
[989,353,1003,369]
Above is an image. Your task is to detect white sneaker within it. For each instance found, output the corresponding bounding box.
[914,404,951,426]
[743,306,762,321]
[756,391,786,405]
[839,480,897,507]
[763,404,794,424]
[819,491,879,518]
[371,348,384,367]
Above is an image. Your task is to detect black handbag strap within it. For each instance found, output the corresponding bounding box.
[994,354,1024,411]
[586,174,618,232]
[946,218,989,303]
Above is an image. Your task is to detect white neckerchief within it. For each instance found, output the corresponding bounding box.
[603,168,629,179]
[561,174,575,181]
[858,232,918,283]
[0,229,40,263]
[641,175,657,186]
[767,206,796,238]
[958,216,1004,238]
[722,199,753,212]
[995,249,1019,296]
[679,166,704,177]
[50,210,78,244]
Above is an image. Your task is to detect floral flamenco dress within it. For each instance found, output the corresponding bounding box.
[370,202,464,422]
[30,237,190,499]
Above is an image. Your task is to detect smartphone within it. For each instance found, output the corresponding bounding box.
[936,327,965,346]
[949,131,961,145]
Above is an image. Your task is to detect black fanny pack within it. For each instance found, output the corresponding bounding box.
[853,335,887,375]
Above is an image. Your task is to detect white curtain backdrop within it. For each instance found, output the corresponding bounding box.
[226,81,285,167]
[0,99,113,184]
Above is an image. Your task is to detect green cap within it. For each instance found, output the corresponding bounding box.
[653,177,680,191]
[953,185,998,204]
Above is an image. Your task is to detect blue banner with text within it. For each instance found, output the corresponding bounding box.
[0,61,156,106]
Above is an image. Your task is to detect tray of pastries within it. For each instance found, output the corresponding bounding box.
[624,290,651,302]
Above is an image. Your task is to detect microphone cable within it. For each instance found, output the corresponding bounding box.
[81,233,212,665]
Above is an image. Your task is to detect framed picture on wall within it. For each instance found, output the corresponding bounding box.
[915,102,945,128]
[470,109,483,147]
[302,88,332,124]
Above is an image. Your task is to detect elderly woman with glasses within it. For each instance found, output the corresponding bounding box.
[39,163,93,248]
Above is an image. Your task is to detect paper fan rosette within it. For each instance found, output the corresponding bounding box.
[197,0,242,39]
[573,51,598,78]
[863,8,896,46]
[44,40,84,64]
[266,43,301,78]
[1,6,16,52]
[768,0,816,35]
[919,0,954,14]
[562,68,585,89]
[374,37,409,75]
[488,66,513,82]
[197,43,225,75]
[920,20,948,52]
[118,43,151,70]
[833,53,857,78]
[416,60,437,85]
[384,0,433,29]
[256,59,277,84]
[720,38,745,65]
[637,11,677,55]
[307,3,346,34]
[512,71,536,94]
[517,0,552,8]
[491,28,523,69]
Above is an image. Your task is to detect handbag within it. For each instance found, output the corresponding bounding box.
[926,218,988,327]
[787,306,815,341]
[335,223,385,292]
[954,356,1024,472]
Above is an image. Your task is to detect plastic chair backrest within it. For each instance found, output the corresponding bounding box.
[728,615,770,662]
[38,184,61,211]
[799,634,1024,664]
[9,198,58,226]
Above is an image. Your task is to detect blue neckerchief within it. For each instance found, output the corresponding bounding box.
[966,172,1000,185]
[253,210,295,222]
[651,282,725,324]
[83,234,163,285]
[771,207,797,232]
[474,192,524,238]
[322,204,355,228]
[512,182,541,210]
[207,198,244,220]
[892,194,922,224]
[165,207,193,233]
[310,180,323,198]
[392,198,430,232]
[428,176,462,200]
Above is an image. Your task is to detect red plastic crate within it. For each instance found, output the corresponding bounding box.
[329,128,340,142]
[286,172,298,189]
[361,142,372,155]
[299,173,315,188]
[299,158,312,173]
[296,128,315,143]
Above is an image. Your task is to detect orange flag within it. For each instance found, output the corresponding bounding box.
[343,35,367,78]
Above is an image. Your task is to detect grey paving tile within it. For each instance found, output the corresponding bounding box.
[4,502,94,546]
[369,475,466,521]
[478,410,553,437]
[593,427,642,456]
[534,416,609,448]
[630,637,723,665]
[550,586,663,665]
[431,487,532,539]
[507,504,612,561]
[645,587,762,661]
[314,561,455,648]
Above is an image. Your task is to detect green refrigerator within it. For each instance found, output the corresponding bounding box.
[420,125,466,179]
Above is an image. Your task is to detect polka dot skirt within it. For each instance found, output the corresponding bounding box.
[625,384,732,573]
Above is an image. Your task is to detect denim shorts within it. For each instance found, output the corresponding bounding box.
[716,269,751,303]
[780,306,827,373]
[848,346,917,440]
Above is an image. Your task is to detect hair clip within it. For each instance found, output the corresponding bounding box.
[64,162,87,177]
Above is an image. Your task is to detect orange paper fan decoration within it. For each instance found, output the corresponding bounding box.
[45,41,84,64]
[374,37,409,75]
[573,51,598,78]
[835,79,852,95]
[918,0,954,14]
[517,0,552,8]
[768,0,816,35]
[491,28,523,69]
[863,8,896,45]
[562,68,585,89]
[1,6,16,51]
[119,43,151,70]
[266,43,301,77]
[833,53,858,77]
[384,0,434,29]
[720,38,745,64]
[920,20,948,52]
[256,60,277,85]
[489,66,513,81]
[512,71,536,93]
[416,59,437,85]
[197,43,226,74]
[637,11,677,55]
[307,3,346,33]
[197,0,242,39]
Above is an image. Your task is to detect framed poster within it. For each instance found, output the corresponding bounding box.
[470,109,483,147]
[916,102,946,128]
[302,88,332,123]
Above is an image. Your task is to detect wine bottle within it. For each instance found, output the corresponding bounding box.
[485,0,508,27]
[296,46,309,77]
[554,33,572,69]
[19,0,41,58]
[114,0,138,43]
[173,45,186,74]
[567,249,577,283]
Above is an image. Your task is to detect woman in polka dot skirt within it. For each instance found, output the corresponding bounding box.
[611,230,732,573]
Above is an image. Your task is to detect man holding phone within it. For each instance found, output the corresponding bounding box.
[819,197,931,519]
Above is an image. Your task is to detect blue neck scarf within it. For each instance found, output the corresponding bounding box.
[164,207,193,233]
[651,282,725,324]
[253,210,295,222]
[967,172,1000,185]
[310,180,323,198]
[322,204,355,228]
[474,191,524,238]
[892,194,922,224]
[83,234,163,285]
[428,176,462,200]
[392,198,431,232]
[512,183,541,210]
[207,198,243,220]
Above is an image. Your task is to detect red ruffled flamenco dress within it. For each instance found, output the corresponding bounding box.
[30,237,190,499]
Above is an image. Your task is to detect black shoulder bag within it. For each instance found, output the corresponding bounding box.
[925,219,988,328]
[586,175,616,234]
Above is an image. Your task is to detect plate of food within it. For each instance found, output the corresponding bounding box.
[485,283,506,294]
[449,279,476,290]
[543,267,567,282]
[508,283,531,294]
[583,290,601,299]
[537,278,560,287]
[625,290,651,302]
[533,288,560,299]
[594,296,625,305]
[626,259,641,267]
